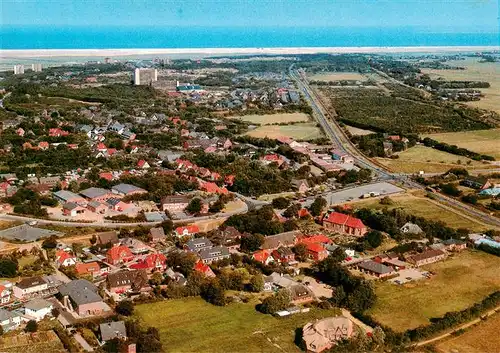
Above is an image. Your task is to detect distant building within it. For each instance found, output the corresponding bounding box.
[13,65,24,75]
[31,63,42,72]
[302,316,354,353]
[322,212,367,237]
[406,249,447,267]
[134,68,158,85]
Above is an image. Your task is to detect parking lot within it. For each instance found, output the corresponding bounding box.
[389,268,430,285]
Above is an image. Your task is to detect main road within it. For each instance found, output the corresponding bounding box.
[289,65,500,228]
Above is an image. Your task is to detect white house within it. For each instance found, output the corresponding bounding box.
[0,284,11,304]
[24,298,53,321]
[55,250,78,268]
[13,276,48,299]
[0,309,22,332]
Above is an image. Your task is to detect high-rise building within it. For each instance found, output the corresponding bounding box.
[32,63,42,72]
[133,68,158,85]
[13,65,25,75]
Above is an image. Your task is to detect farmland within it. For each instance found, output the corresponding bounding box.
[351,193,491,231]
[367,250,500,332]
[232,112,310,125]
[422,129,500,160]
[0,330,65,353]
[308,72,366,82]
[245,122,324,140]
[135,297,340,353]
[422,58,500,113]
[435,313,500,353]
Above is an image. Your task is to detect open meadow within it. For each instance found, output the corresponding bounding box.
[374,145,495,174]
[422,129,500,160]
[422,58,500,113]
[367,250,500,332]
[245,122,324,140]
[435,313,500,353]
[351,193,491,231]
[232,112,310,125]
[135,297,340,353]
[308,72,366,82]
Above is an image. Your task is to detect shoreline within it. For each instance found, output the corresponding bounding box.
[1,46,499,58]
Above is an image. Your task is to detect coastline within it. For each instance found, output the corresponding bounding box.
[1,46,499,58]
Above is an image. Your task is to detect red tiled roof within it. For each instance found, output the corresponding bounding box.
[323,212,365,229]
[175,225,200,235]
[75,262,100,275]
[99,172,113,181]
[194,261,214,276]
[107,246,133,261]
[56,250,75,264]
[253,250,271,263]
[298,234,332,245]
[306,243,326,253]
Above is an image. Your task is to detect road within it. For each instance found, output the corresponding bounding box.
[289,65,500,229]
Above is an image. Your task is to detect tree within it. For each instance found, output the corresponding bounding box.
[0,326,3,336]
[160,219,174,234]
[440,183,462,197]
[51,307,60,317]
[240,233,264,253]
[249,274,264,293]
[379,196,393,205]
[292,243,308,261]
[260,289,291,314]
[309,196,327,217]
[283,203,302,218]
[186,198,203,214]
[365,231,383,249]
[0,258,18,277]
[72,242,84,255]
[25,320,38,332]
[90,234,97,245]
[272,197,291,209]
[150,272,164,286]
[103,338,128,353]
[41,236,58,249]
[137,332,163,353]
[201,281,226,306]
[115,300,134,316]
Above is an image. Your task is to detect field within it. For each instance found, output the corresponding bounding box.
[375,145,492,174]
[422,129,500,160]
[0,330,65,353]
[345,125,375,136]
[245,122,324,140]
[435,313,500,353]
[367,250,500,332]
[308,72,366,82]
[422,58,500,113]
[232,113,310,125]
[351,193,491,231]
[135,297,340,353]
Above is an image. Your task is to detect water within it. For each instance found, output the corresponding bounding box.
[1,26,498,49]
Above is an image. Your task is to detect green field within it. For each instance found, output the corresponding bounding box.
[245,122,324,140]
[135,297,340,353]
[367,250,500,332]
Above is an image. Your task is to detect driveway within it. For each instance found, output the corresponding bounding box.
[303,276,333,299]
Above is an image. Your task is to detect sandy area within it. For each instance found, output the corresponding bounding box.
[232,113,309,125]
[308,72,366,81]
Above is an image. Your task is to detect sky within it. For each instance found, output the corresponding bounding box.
[2,0,499,32]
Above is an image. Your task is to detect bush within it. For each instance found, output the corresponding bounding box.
[25,320,38,332]
[0,258,18,277]
[115,300,134,316]
[272,197,291,209]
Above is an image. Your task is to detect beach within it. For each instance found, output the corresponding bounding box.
[1,46,499,58]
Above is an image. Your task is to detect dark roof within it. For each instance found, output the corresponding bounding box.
[15,276,46,289]
[96,231,119,245]
[261,230,300,250]
[443,239,466,246]
[107,270,148,291]
[59,279,102,306]
[80,187,110,199]
[408,249,446,262]
[161,195,190,204]
[199,246,230,260]
[111,183,146,195]
[149,227,165,240]
[100,321,127,342]
[358,260,394,275]
[24,298,52,311]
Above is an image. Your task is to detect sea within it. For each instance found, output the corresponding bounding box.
[1,26,499,49]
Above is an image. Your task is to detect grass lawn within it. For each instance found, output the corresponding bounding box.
[135,297,340,353]
[308,72,367,82]
[367,250,500,332]
[374,145,492,174]
[231,113,310,125]
[351,194,490,231]
[422,129,500,160]
[18,255,37,268]
[245,123,324,140]
[435,313,500,353]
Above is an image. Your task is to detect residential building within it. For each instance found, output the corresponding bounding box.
[400,222,423,235]
[121,237,150,254]
[261,230,300,250]
[75,262,102,278]
[322,212,367,237]
[291,179,310,194]
[133,68,158,85]
[194,261,216,277]
[13,64,24,75]
[130,253,167,272]
[252,250,273,265]
[13,276,48,299]
[55,250,77,267]
[0,309,22,332]
[106,246,134,265]
[106,270,148,294]
[59,279,110,316]
[137,160,150,169]
[272,246,296,264]
[462,176,491,190]
[96,231,119,246]
[356,260,395,278]
[149,227,166,242]
[0,284,11,304]
[185,237,213,253]
[32,63,42,72]
[406,249,447,267]
[100,321,127,342]
[161,195,190,212]
[302,316,354,353]
[175,225,200,237]
[306,243,329,261]
[442,239,467,252]
[289,284,315,304]
[111,183,147,197]
[24,298,53,321]
[199,246,230,264]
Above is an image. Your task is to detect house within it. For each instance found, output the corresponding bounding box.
[106,270,149,294]
[356,260,394,278]
[55,250,77,267]
[291,179,310,194]
[144,211,168,222]
[199,246,230,264]
[62,202,87,217]
[149,227,166,242]
[16,128,25,136]
[290,284,315,304]
[49,128,69,137]
[185,237,213,253]
[38,141,49,150]
[406,249,447,267]
[0,182,17,198]
[80,187,115,202]
[161,195,190,212]
[331,149,354,164]
[96,231,119,246]
[298,234,333,246]
[39,176,62,187]
[53,190,86,204]
[261,230,300,250]
[194,261,216,277]
[87,201,107,214]
[130,253,167,272]
[442,239,467,252]
[306,243,329,261]
[272,246,296,264]
[106,245,134,265]
[59,280,110,316]
[121,237,150,254]
[24,298,53,321]
[111,183,147,197]
[0,309,22,332]
[400,222,423,235]
[137,160,150,169]
[302,316,354,353]
[260,154,285,167]
[462,176,491,190]
[13,276,48,299]
[100,321,127,342]
[75,262,102,278]
[0,284,11,304]
[165,268,187,285]
[252,250,273,265]
[175,225,199,237]
[106,198,133,212]
[322,212,367,237]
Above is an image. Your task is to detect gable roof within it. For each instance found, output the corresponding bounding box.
[59,279,102,305]
[111,183,146,195]
[323,212,365,229]
[107,270,148,290]
[100,321,127,342]
[80,187,110,199]
[107,246,133,261]
[15,276,46,289]
[261,230,301,250]
[149,227,165,240]
[96,231,119,245]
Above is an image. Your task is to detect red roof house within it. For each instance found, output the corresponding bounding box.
[55,250,77,267]
[75,262,102,278]
[175,225,200,237]
[38,141,49,150]
[49,128,69,137]
[106,246,134,265]
[137,160,150,169]
[194,261,215,278]
[305,243,329,261]
[252,250,273,265]
[130,253,167,272]
[322,212,367,237]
